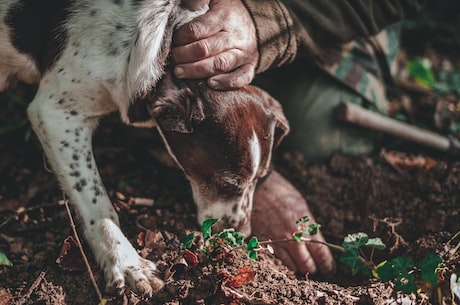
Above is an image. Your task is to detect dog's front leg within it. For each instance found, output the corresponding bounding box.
[27,82,164,296]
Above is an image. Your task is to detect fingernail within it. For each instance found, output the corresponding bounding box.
[208,78,219,89]
[174,67,184,78]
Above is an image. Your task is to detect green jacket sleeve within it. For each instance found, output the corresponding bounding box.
[242,0,428,73]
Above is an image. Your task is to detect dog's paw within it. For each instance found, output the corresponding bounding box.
[105,256,164,297]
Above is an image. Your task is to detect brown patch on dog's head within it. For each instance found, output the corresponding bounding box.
[141,73,289,234]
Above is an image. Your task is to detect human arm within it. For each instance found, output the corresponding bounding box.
[246,0,428,73]
[175,0,428,89]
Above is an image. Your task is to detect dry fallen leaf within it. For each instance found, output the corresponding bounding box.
[182,249,199,266]
[381,150,437,170]
[225,266,256,288]
[55,236,85,271]
[137,230,165,249]
[164,249,199,281]
[0,292,13,305]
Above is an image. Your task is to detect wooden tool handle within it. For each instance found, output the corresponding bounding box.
[335,101,451,152]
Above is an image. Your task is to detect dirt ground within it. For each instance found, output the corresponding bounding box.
[1,96,459,305]
[1,4,460,304]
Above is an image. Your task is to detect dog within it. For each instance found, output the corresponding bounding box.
[0,0,289,296]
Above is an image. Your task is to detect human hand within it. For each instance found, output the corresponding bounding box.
[251,171,335,275]
[173,0,259,90]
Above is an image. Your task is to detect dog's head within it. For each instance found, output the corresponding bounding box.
[130,73,289,234]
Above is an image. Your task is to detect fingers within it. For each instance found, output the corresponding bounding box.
[173,6,221,46]
[273,238,334,276]
[174,49,241,78]
[273,246,297,272]
[172,0,258,88]
[208,64,255,90]
[251,171,336,276]
[305,234,336,275]
[172,31,232,64]
[174,48,255,90]
[282,242,318,274]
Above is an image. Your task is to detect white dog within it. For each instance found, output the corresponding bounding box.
[0,0,288,296]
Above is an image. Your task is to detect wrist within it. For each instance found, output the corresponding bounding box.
[241,0,295,73]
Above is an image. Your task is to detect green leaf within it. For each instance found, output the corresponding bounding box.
[296,216,310,225]
[377,256,417,290]
[181,232,195,249]
[246,237,259,251]
[394,272,418,294]
[419,253,442,287]
[0,252,12,266]
[202,218,220,238]
[216,229,244,247]
[303,223,321,235]
[342,232,369,250]
[376,260,395,282]
[293,233,302,243]
[248,249,258,259]
[407,58,435,89]
[390,256,414,274]
[365,238,386,250]
[340,249,371,277]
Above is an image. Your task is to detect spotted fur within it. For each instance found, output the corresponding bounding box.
[0,0,289,296]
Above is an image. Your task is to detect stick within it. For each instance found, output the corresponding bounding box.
[63,195,104,303]
[335,101,452,153]
[17,271,47,305]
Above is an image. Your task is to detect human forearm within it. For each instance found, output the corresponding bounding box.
[243,0,428,73]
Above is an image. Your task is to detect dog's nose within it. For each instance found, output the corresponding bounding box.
[238,220,252,237]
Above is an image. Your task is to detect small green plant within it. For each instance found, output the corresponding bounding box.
[182,218,247,259]
[181,217,458,297]
[0,251,13,266]
[294,222,449,295]
[407,58,435,89]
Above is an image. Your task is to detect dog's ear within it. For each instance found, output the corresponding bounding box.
[259,89,290,149]
[149,86,205,133]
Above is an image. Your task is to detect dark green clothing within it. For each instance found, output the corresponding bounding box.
[242,0,427,73]
[254,64,380,160]
[243,1,427,159]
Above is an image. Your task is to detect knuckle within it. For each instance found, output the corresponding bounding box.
[185,21,203,40]
[196,40,210,58]
[213,55,230,73]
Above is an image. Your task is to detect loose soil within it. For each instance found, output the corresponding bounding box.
[1,8,460,303]
[0,103,459,304]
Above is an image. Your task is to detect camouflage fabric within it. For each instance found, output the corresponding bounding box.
[319,24,401,114]
[255,25,399,160]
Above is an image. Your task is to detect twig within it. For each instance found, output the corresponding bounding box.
[254,237,373,269]
[220,284,275,304]
[447,230,460,257]
[17,271,47,305]
[369,216,409,253]
[63,194,104,303]
[258,237,344,253]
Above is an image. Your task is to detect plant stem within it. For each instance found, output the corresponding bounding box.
[255,237,374,270]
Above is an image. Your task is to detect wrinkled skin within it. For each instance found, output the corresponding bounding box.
[175,0,258,90]
[252,171,335,275]
[177,0,335,275]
